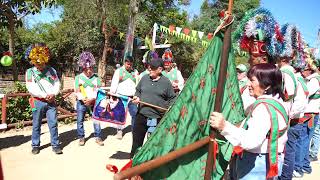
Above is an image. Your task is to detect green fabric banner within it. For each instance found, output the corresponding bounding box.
[132,32,245,179]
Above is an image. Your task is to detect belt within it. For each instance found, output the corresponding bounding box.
[291,115,312,125]
[33,97,47,102]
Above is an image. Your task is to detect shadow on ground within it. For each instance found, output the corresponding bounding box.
[0,134,33,150]
[109,151,131,159]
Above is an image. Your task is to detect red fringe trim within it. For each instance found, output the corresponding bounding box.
[267,164,278,178]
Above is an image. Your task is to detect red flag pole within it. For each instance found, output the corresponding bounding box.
[204,0,234,179]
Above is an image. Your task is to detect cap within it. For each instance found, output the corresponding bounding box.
[236,64,248,72]
[149,58,164,69]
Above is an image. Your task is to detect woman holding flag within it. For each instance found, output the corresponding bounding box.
[210,63,289,179]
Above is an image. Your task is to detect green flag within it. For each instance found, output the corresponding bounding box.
[132,32,245,179]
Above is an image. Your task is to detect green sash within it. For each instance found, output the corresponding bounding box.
[281,69,297,101]
[75,74,100,89]
[309,76,320,100]
[243,98,288,178]
[297,76,309,97]
[27,67,56,85]
[162,68,177,82]
[119,67,136,83]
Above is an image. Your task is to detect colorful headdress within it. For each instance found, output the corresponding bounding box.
[25,43,50,65]
[142,50,158,65]
[162,48,173,63]
[233,8,282,58]
[77,51,96,68]
[304,46,319,70]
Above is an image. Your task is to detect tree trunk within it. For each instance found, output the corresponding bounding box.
[123,0,139,62]
[98,18,109,85]
[8,15,17,81]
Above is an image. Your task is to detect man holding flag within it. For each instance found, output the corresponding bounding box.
[110,56,139,139]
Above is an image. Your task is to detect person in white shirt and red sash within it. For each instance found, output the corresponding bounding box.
[210,63,289,179]
[110,56,139,139]
[25,43,62,155]
[74,51,104,146]
[298,52,320,175]
[161,49,184,93]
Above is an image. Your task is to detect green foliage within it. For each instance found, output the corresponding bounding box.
[0,82,32,125]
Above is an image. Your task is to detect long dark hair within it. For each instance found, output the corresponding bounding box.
[247,63,284,99]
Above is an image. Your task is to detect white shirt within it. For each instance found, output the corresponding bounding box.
[26,67,60,98]
[163,68,185,91]
[305,73,320,113]
[280,65,296,117]
[221,94,288,153]
[290,72,308,119]
[74,73,101,100]
[110,66,138,96]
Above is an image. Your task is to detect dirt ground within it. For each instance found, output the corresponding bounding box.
[0,120,319,180]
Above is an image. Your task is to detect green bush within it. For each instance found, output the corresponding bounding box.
[0,82,32,125]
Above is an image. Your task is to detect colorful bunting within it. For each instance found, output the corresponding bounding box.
[183,28,190,35]
[176,27,182,34]
[119,32,124,40]
[169,25,175,32]
[198,31,204,39]
[207,33,214,40]
[191,30,197,37]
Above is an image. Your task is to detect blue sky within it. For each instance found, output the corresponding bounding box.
[26,0,320,48]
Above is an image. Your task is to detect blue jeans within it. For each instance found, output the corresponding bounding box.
[294,122,309,173]
[301,114,319,173]
[76,100,101,138]
[32,100,59,148]
[235,152,284,180]
[280,123,303,179]
[310,115,320,158]
[127,101,137,129]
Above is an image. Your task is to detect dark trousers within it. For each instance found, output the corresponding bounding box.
[130,113,160,158]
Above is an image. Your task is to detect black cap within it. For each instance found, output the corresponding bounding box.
[149,58,164,69]
[124,56,134,63]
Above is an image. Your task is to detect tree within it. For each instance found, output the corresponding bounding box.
[0,0,58,81]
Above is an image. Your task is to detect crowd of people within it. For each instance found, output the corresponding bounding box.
[21,7,320,180]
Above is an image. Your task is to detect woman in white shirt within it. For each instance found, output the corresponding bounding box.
[210,63,289,180]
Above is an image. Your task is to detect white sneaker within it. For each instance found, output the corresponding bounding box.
[116,130,123,140]
[292,170,303,178]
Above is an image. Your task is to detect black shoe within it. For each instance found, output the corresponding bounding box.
[52,147,63,154]
[310,156,318,162]
[31,147,40,155]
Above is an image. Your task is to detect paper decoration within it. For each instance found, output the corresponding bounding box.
[198,31,204,39]
[183,28,190,35]
[160,25,166,32]
[191,30,197,37]
[207,33,214,40]
[119,32,124,39]
[176,27,182,34]
[169,25,175,32]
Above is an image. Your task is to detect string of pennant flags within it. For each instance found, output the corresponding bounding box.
[157,23,212,47]
[114,23,213,48]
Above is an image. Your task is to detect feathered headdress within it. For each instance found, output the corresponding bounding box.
[233,8,282,57]
[25,43,50,65]
[77,51,96,68]
[142,50,158,65]
[162,48,173,63]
